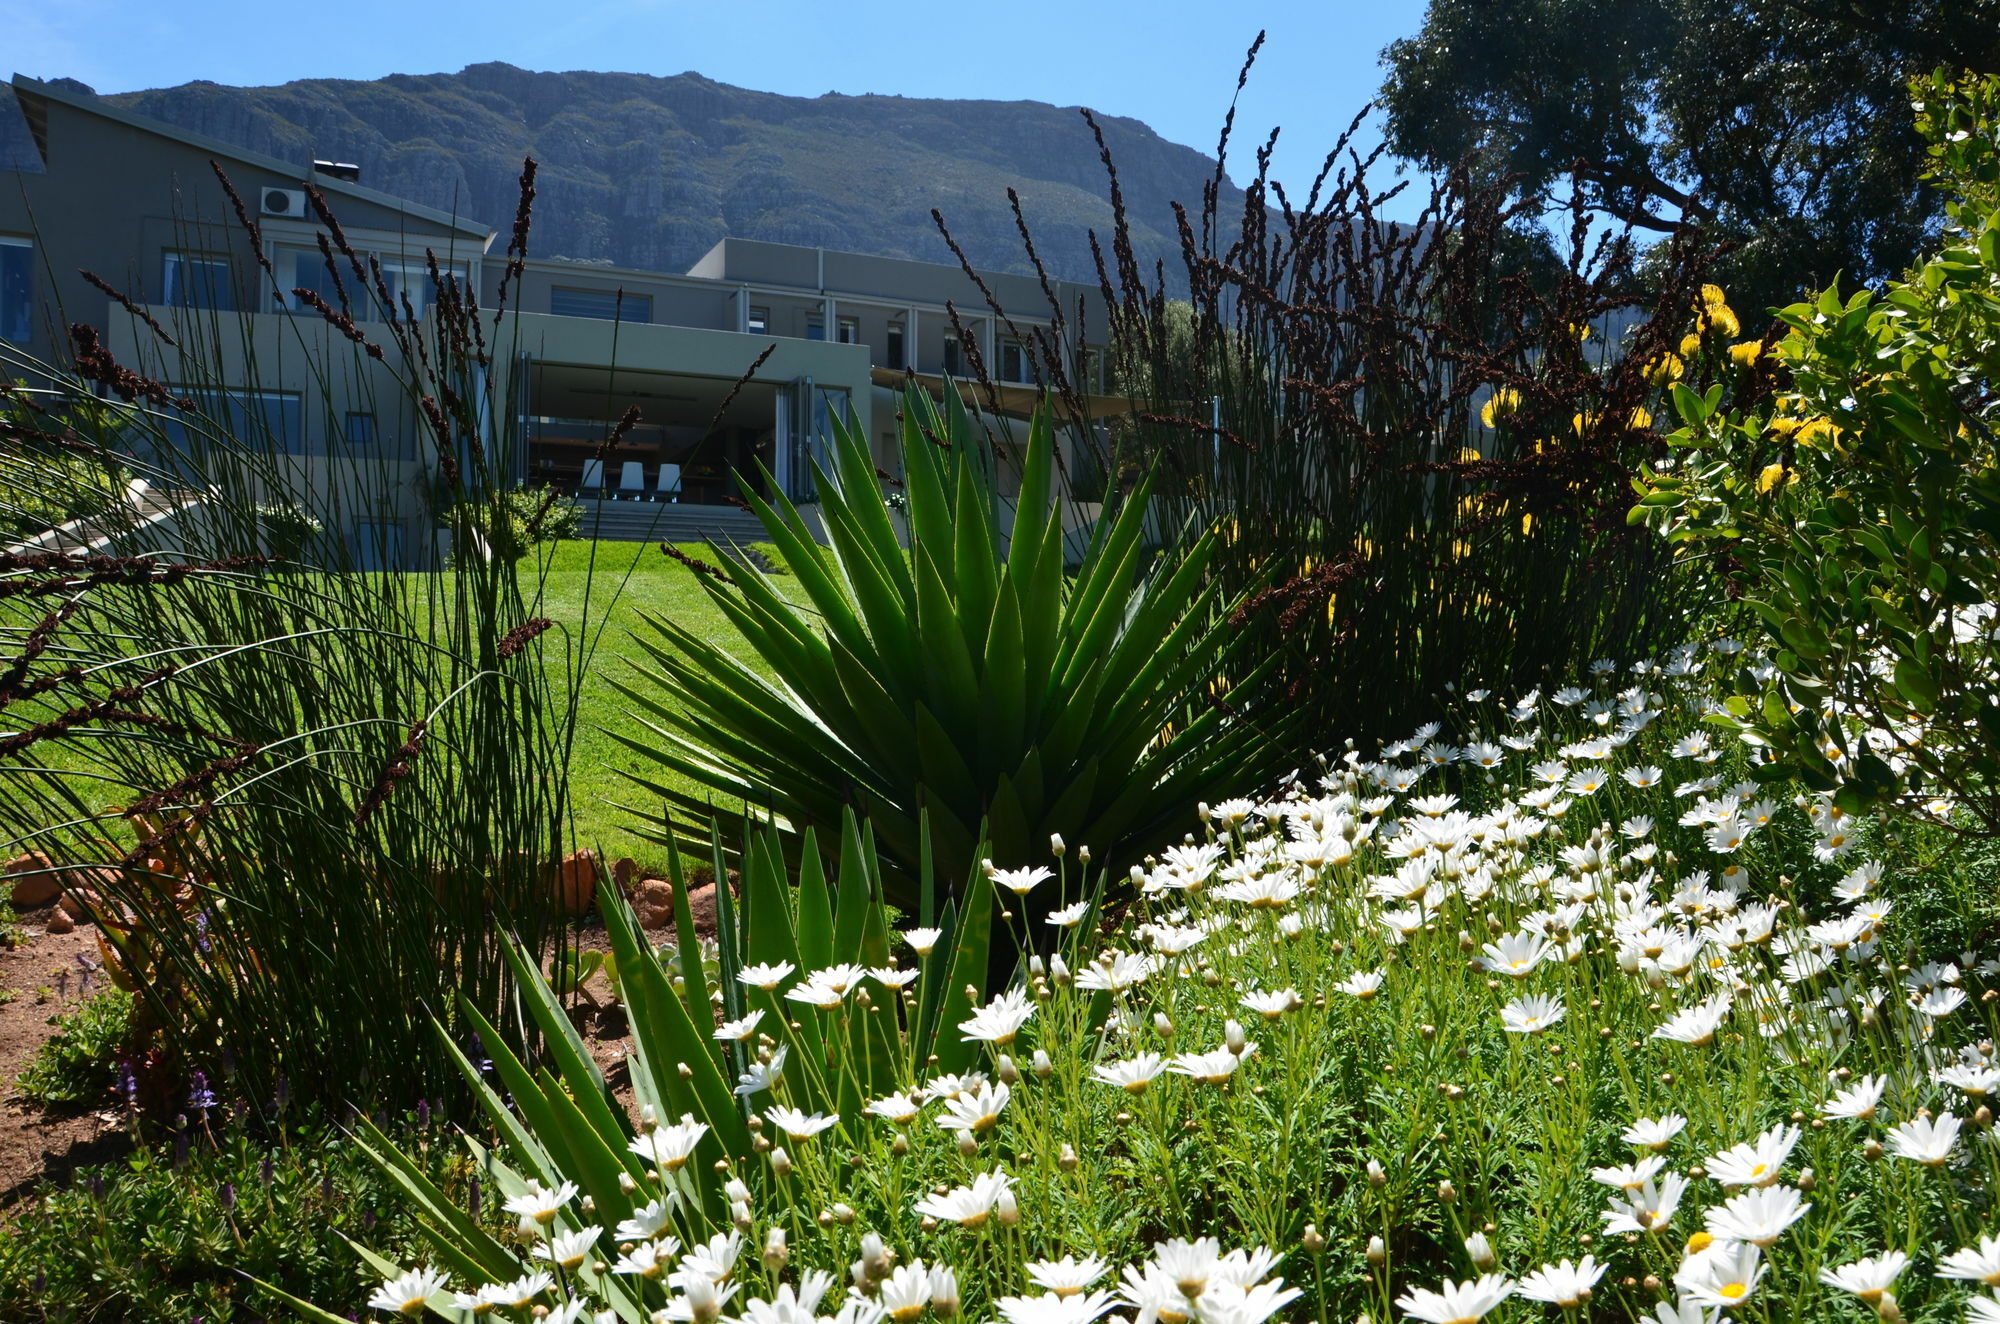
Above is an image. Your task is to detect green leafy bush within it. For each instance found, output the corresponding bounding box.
[17,990,133,1109]
[617,385,1283,902]
[447,485,582,563]
[1633,71,2000,834]
[0,1111,478,1324]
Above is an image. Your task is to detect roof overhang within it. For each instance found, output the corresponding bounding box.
[9,75,495,249]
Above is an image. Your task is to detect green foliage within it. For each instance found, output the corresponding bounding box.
[1379,0,2000,310]
[0,1112,475,1324]
[17,990,134,1109]
[301,811,1021,1319]
[0,390,128,542]
[0,899,23,950]
[0,175,594,1114]
[1633,72,2000,834]
[615,386,1282,901]
[1079,120,1707,768]
[450,485,581,563]
[251,501,323,561]
[304,648,2000,1324]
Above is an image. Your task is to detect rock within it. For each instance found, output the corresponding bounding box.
[612,856,641,892]
[6,852,61,909]
[683,882,720,935]
[632,878,675,930]
[553,849,602,917]
[46,906,75,934]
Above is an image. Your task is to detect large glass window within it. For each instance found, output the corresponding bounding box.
[884,322,905,370]
[285,246,346,313]
[837,317,859,345]
[162,388,305,454]
[747,305,769,335]
[0,236,30,343]
[550,286,651,322]
[374,259,468,322]
[163,252,236,311]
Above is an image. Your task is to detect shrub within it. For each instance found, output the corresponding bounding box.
[1633,71,2000,834]
[17,989,133,1109]
[970,78,1714,764]
[289,638,2000,1324]
[616,386,1285,905]
[0,1110,478,1323]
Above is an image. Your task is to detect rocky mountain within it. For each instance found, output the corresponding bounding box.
[71,63,1238,286]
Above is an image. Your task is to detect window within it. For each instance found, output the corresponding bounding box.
[344,412,377,446]
[0,236,29,343]
[884,322,905,370]
[747,305,769,335]
[374,259,468,322]
[806,316,825,341]
[942,334,963,377]
[999,340,1032,384]
[163,252,235,311]
[836,317,859,345]
[284,246,345,314]
[551,287,651,323]
[163,388,304,454]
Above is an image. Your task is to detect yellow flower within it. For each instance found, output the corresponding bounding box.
[1480,387,1522,428]
[1729,340,1764,367]
[1572,410,1600,435]
[1680,332,1704,358]
[1796,417,1838,449]
[1701,284,1729,308]
[1767,416,1804,438]
[1460,446,1483,462]
[1627,407,1655,431]
[1520,512,1534,536]
[1570,322,1594,343]
[1644,352,1685,387]
[1699,303,1742,339]
[1756,462,1794,494]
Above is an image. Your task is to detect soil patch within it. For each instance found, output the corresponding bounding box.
[0,910,130,1209]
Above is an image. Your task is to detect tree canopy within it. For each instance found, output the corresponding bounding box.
[1380,0,2000,317]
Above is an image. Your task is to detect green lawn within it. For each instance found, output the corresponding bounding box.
[0,537,771,876]
[530,539,775,873]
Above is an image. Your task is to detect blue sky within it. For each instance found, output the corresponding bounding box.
[3,0,1433,212]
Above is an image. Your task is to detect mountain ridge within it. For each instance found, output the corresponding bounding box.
[77,62,1235,288]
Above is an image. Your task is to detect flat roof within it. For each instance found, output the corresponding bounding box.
[8,75,495,246]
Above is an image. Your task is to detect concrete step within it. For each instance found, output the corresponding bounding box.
[575,499,770,545]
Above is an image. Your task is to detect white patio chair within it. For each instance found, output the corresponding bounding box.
[578,458,605,498]
[656,463,682,503]
[617,460,647,500]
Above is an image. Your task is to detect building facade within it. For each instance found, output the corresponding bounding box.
[0,75,1110,563]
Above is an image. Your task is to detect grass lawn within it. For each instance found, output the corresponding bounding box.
[529,539,775,873]
[0,537,777,879]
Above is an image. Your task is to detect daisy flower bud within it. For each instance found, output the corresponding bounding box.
[1367,1236,1387,1265]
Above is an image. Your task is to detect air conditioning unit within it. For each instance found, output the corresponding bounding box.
[260,187,307,219]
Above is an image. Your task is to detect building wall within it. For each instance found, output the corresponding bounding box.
[0,82,483,358]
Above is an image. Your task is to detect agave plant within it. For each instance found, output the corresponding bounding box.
[252,810,1031,1322]
[614,385,1284,908]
